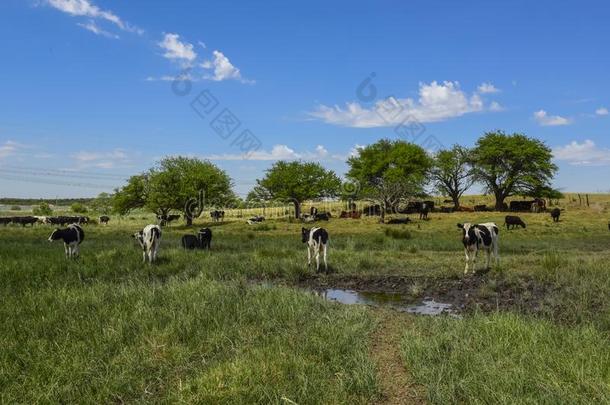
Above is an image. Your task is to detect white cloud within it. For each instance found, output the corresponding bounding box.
[477,82,500,94]
[595,107,608,116]
[202,50,253,83]
[71,148,130,169]
[77,20,119,39]
[533,110,572,126]
[204,144,334,161]
[158,33,197,63]
[0,141,19,159]
[489,101,504,112]
[553,140,610,166]
[46,0,142,34]
[309,81,487,128]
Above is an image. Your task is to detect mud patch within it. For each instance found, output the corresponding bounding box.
[298,273,552,316]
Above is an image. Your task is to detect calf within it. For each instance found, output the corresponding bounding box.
[48,224,85,259]
[550,208,561,222]
[133,224,162,263]
[198,228,212,250]
[99,215,110,225]
[457,222,499,274]
[247,215,265,225]
[302,227,329,273]
[504,215,526,230]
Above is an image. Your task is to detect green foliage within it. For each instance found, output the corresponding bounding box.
[256,161,341,217]
[90,192,112,214]
[32,202,53,216]
[431,145,474,208]
[347,139,431,217]
[70,202,88,214]
[112,174,148,215]
[470,131,557,209]
[9,205,21,211]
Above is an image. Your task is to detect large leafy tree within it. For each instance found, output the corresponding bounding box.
[255,161,341,218]
[113,157,234,225]
[346,139,431,222]
[470,131,557,210]
[431,145,475,209]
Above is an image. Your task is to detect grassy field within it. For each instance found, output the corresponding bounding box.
[1,196,609,403]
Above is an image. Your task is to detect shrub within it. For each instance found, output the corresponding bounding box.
[9,205,21,211]
[33,202,53,216]
[71,203,88,214]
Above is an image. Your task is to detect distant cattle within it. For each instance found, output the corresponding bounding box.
[247,215,265,225]
[314,212,331,221]
[456,206,475,212]
[302,227,329,273]
[99,215,110,225]
[210,210,225,222]
[439,207,454,213]
[551,208,561,223]
[402,201,435,214]
[504,215,526,230]
[48,224,85,259]
[457,222,500,274]
[339,210,361,219]
[157,214,180,226]
[474,205,489,212]
[510,199,545,213]
[419,202,430,220]
[0,217,11,226]
[386,217,411,225]
[12,216,38,227]
[133,224,162,263]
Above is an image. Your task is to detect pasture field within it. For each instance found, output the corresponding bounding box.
[1,198,609,404]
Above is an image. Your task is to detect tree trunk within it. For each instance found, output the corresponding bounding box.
[185,214,193,226]
[452,195,460,210]
[293,201,301,219]
[494,192,505,211]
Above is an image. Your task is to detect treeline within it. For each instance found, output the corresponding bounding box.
[110,131,561,223]
[0,198,95,206]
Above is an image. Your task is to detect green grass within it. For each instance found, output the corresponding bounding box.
[1,197,610,402]
[401,313,610,404]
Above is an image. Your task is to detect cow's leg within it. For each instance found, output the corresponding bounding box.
[64,243,69,258]
[323,244,328,273]
[315,248,321,272]
[464,249,470,274]
[142,250,147,263]
[73,244,79,258]
[485,248,491,269]
[307,246,312,267]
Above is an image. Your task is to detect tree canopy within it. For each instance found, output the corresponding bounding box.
[470,131,557,210]
[430,145,475,209]
[346,139,431,221]
[255,160,341,218]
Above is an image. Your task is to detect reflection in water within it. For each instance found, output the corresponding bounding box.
[315,288,458,317]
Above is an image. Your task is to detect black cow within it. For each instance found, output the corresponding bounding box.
[419,203,430,220]
[0,217,12,226]
[13,216,38,227]
[99,215,110,225]
[387,217,411,225]
[551,208,561,222]
[504,215,526,229]
[48,224,85,259]
[181,234,200,250]
[198,228,212,250]
[210,210,225,222]
[247,215,265,225]
[314,212,331,221]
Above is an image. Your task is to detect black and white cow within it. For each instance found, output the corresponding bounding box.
[133,224,162,263]
[48,224,85,259]
[457,222,499,274]
[247,215,265,225]
[210,210,225,222]
[99,215,110,225]
[198,228,212,250]
[302,227,329,273]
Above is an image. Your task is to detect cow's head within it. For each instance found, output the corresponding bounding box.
[457,223,475,246]
[301,227,310,243]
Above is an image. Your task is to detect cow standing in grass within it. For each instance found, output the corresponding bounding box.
[302,227,329,273]
[48,224,85,259]
[457,222,499,274]
[551,208,561,223]
[133,224,162,264]
[504,215,526,230]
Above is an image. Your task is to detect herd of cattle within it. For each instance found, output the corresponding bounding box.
[0,215,109,227]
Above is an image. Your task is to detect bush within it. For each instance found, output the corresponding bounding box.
[33,202,53,216]
[9,205,21,211]
[70,203,88,214]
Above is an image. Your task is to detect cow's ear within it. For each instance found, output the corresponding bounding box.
[457,223,463,229]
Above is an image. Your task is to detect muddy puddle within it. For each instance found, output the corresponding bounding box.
[313,288,458,317]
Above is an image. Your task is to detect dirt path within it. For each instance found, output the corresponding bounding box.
[370,309,426,405]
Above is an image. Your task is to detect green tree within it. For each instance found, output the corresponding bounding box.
[470,131,557,210]
[256,161,341,218]
[90,192,113,214]
[33,202,53,216]
[70,202,88,214]
[112,174,148,215]
[431,145,475,209]
[346,139,432,222]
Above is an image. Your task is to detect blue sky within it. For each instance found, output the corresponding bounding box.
[1,0,609,198]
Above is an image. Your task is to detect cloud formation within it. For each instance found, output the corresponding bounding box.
[533,110,571,126]
[553,140,610,166]
[202,50,252,83]
[204,144,336,161]
[77,20,119,38]
[158,33,197,63]
[46,0,142,34]
[71,148,131,169]
[309,81,487,128]
[477,82,500,94]
[595,107,608,116]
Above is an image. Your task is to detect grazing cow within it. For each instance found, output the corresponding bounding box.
[48,224,85,259]
[504,215,526,230]
[551,208,561,222]
[419,202,430,220]
[339,210,361,219]
[157,214,180,226]
[210,210,225,222]
[0,217,12,226]
[247,215,265,225]
[198,228,212,250]
[314,212,331,221]
[133,224,162,263]
[457,222,499,274]
[13,216,38,227]
[387,217,411,225]
[302,227,329,273]
[99,215,110,225]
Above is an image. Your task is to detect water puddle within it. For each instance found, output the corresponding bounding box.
[314,288,458,317]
